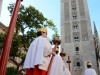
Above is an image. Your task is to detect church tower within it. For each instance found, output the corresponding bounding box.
[60,0,98,75]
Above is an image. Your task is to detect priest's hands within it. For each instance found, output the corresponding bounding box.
[52,52,56,56]
[48,52,56,57]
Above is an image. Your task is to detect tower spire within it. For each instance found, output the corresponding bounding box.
[93,21,97,33]
[93,21,99,40]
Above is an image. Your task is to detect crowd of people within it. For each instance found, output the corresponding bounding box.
[23,28,97,75]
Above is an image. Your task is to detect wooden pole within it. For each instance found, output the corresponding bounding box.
[0,0,22,75]
[61,48,64,60]
[47,36,61,75]
[68,56,71,72]
[47,42,58,75]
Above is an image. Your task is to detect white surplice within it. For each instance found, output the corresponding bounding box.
[84,68,97,75]
[23,36,52,71]
[49,55,71,75]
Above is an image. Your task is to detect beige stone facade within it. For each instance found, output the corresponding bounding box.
[61,0,99,75]
[0,22,7,33]
[0,22,25,74]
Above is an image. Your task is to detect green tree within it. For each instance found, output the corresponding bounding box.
[6,67,17,75]
[0,33,6,49]
[52,28,59,40]
[0,3,57,75]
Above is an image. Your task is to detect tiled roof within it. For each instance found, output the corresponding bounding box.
[0,22,8,31]
[0,22,7,29]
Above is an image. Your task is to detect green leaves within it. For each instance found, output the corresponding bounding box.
[52,29,59,40]
[8,3,56,34]
[6,67,17,75]
[0,33,6,49]
[10,34,22,57]
[3,3,58,75]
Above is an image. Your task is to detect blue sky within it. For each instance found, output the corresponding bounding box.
[0,0,100,39]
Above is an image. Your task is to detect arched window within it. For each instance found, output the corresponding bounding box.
[73,22,79,30]
[73,32,80,42]
[72,12,77,20]
[74,59,83,70]
[74,36,79,42]
[75,47,79,54]
[73,16,77,20]
[72,5,76,11]
[76,47,79,51]
[77,62,80,67]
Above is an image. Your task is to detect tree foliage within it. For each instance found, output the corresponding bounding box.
[0,3,57,75]
[6,67,17,75]
[0,33,6,49]
[52,29,59,40]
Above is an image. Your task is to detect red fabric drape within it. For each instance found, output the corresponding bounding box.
[26,65,47,75]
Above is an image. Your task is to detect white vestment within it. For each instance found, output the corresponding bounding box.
[84,68,97,75]
[49,55,71,75]
[23,36,52,71]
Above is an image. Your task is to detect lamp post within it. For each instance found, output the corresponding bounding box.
[0,0,22,75]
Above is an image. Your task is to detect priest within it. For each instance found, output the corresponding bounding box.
[84,62,97,75]
[49,48,71,75]
[23,28,54,75]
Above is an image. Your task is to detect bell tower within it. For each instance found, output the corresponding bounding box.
[60,0,98,75]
